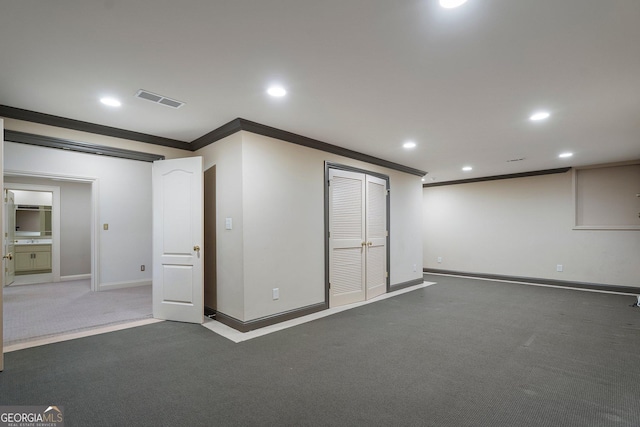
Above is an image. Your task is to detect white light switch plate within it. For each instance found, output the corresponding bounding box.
[225,217,232,230]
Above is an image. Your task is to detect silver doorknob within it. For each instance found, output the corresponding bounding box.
[193,245,201,252]
[3,253,13,260]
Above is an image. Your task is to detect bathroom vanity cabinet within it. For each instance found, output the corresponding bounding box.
[15,244,52,274]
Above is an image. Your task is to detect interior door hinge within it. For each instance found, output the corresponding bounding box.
[385,271,388,278]
[328,231,331,238]
[385,230,388,237]
[386,189,389,196]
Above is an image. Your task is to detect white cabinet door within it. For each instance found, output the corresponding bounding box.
[34,249,52,270]
[14,251,32,272]
[152,157,204,324]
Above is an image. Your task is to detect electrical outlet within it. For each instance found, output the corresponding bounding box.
[413,264,417,272]
[437,257,442,263]
[556,264,563,272]
[141,265,145,271]
[272,288,279,300]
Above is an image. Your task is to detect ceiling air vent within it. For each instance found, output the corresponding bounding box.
[135,89,185,109]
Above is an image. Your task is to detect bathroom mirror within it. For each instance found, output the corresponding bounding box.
[15,205,52,237]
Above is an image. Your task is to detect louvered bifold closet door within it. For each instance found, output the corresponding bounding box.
[329,169,366,306]
[365,175,387,300]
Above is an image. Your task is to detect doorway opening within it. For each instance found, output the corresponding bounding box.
[13,191,53,279]
[204,165,217,318]
[1,173,126,347]
[4,183,60,286]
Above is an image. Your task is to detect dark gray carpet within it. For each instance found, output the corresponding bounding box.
[1,274,639,426]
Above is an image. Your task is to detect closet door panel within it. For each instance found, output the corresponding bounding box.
[329,169,366,306]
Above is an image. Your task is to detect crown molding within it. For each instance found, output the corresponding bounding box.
[0,104,190,150]
[423,167,571,188]
[1,104,428,176]
[4,129,165,162]
[192,118,428,177]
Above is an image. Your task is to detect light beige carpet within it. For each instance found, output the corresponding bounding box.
[3,279,151,345]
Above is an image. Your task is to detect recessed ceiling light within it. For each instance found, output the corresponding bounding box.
[558,152,573,158]
[530,111,550,121]
[462,166,473,171]
[100,97,121,107]
[267,86,287,97]
[403,141,417,149]
[440,0,468,8]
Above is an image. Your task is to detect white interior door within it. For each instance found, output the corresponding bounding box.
[152,156,204,323]
[329,169,366,306]
[365,175,387,299]
[3,190,16,286]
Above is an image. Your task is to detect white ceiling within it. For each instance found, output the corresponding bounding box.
[1,0,639,181]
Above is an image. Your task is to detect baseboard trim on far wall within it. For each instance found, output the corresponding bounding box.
[98,279,151,291]
[423,268,640,294]
[60,274,91,282]
[390,278,425,292]
[214,302,328,333]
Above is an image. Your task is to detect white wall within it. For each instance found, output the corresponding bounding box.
[240,133,326,321]
[6,177,92,277]
[59,181,91,277]
[197,130,424,322]
[423,170,640,288]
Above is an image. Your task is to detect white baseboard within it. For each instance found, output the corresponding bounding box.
[10,273,54,286]
[60,274,91,282]
[99,279,151,291]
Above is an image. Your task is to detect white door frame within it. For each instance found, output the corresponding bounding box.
[4,171,99,291]
[3,189,16,287]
